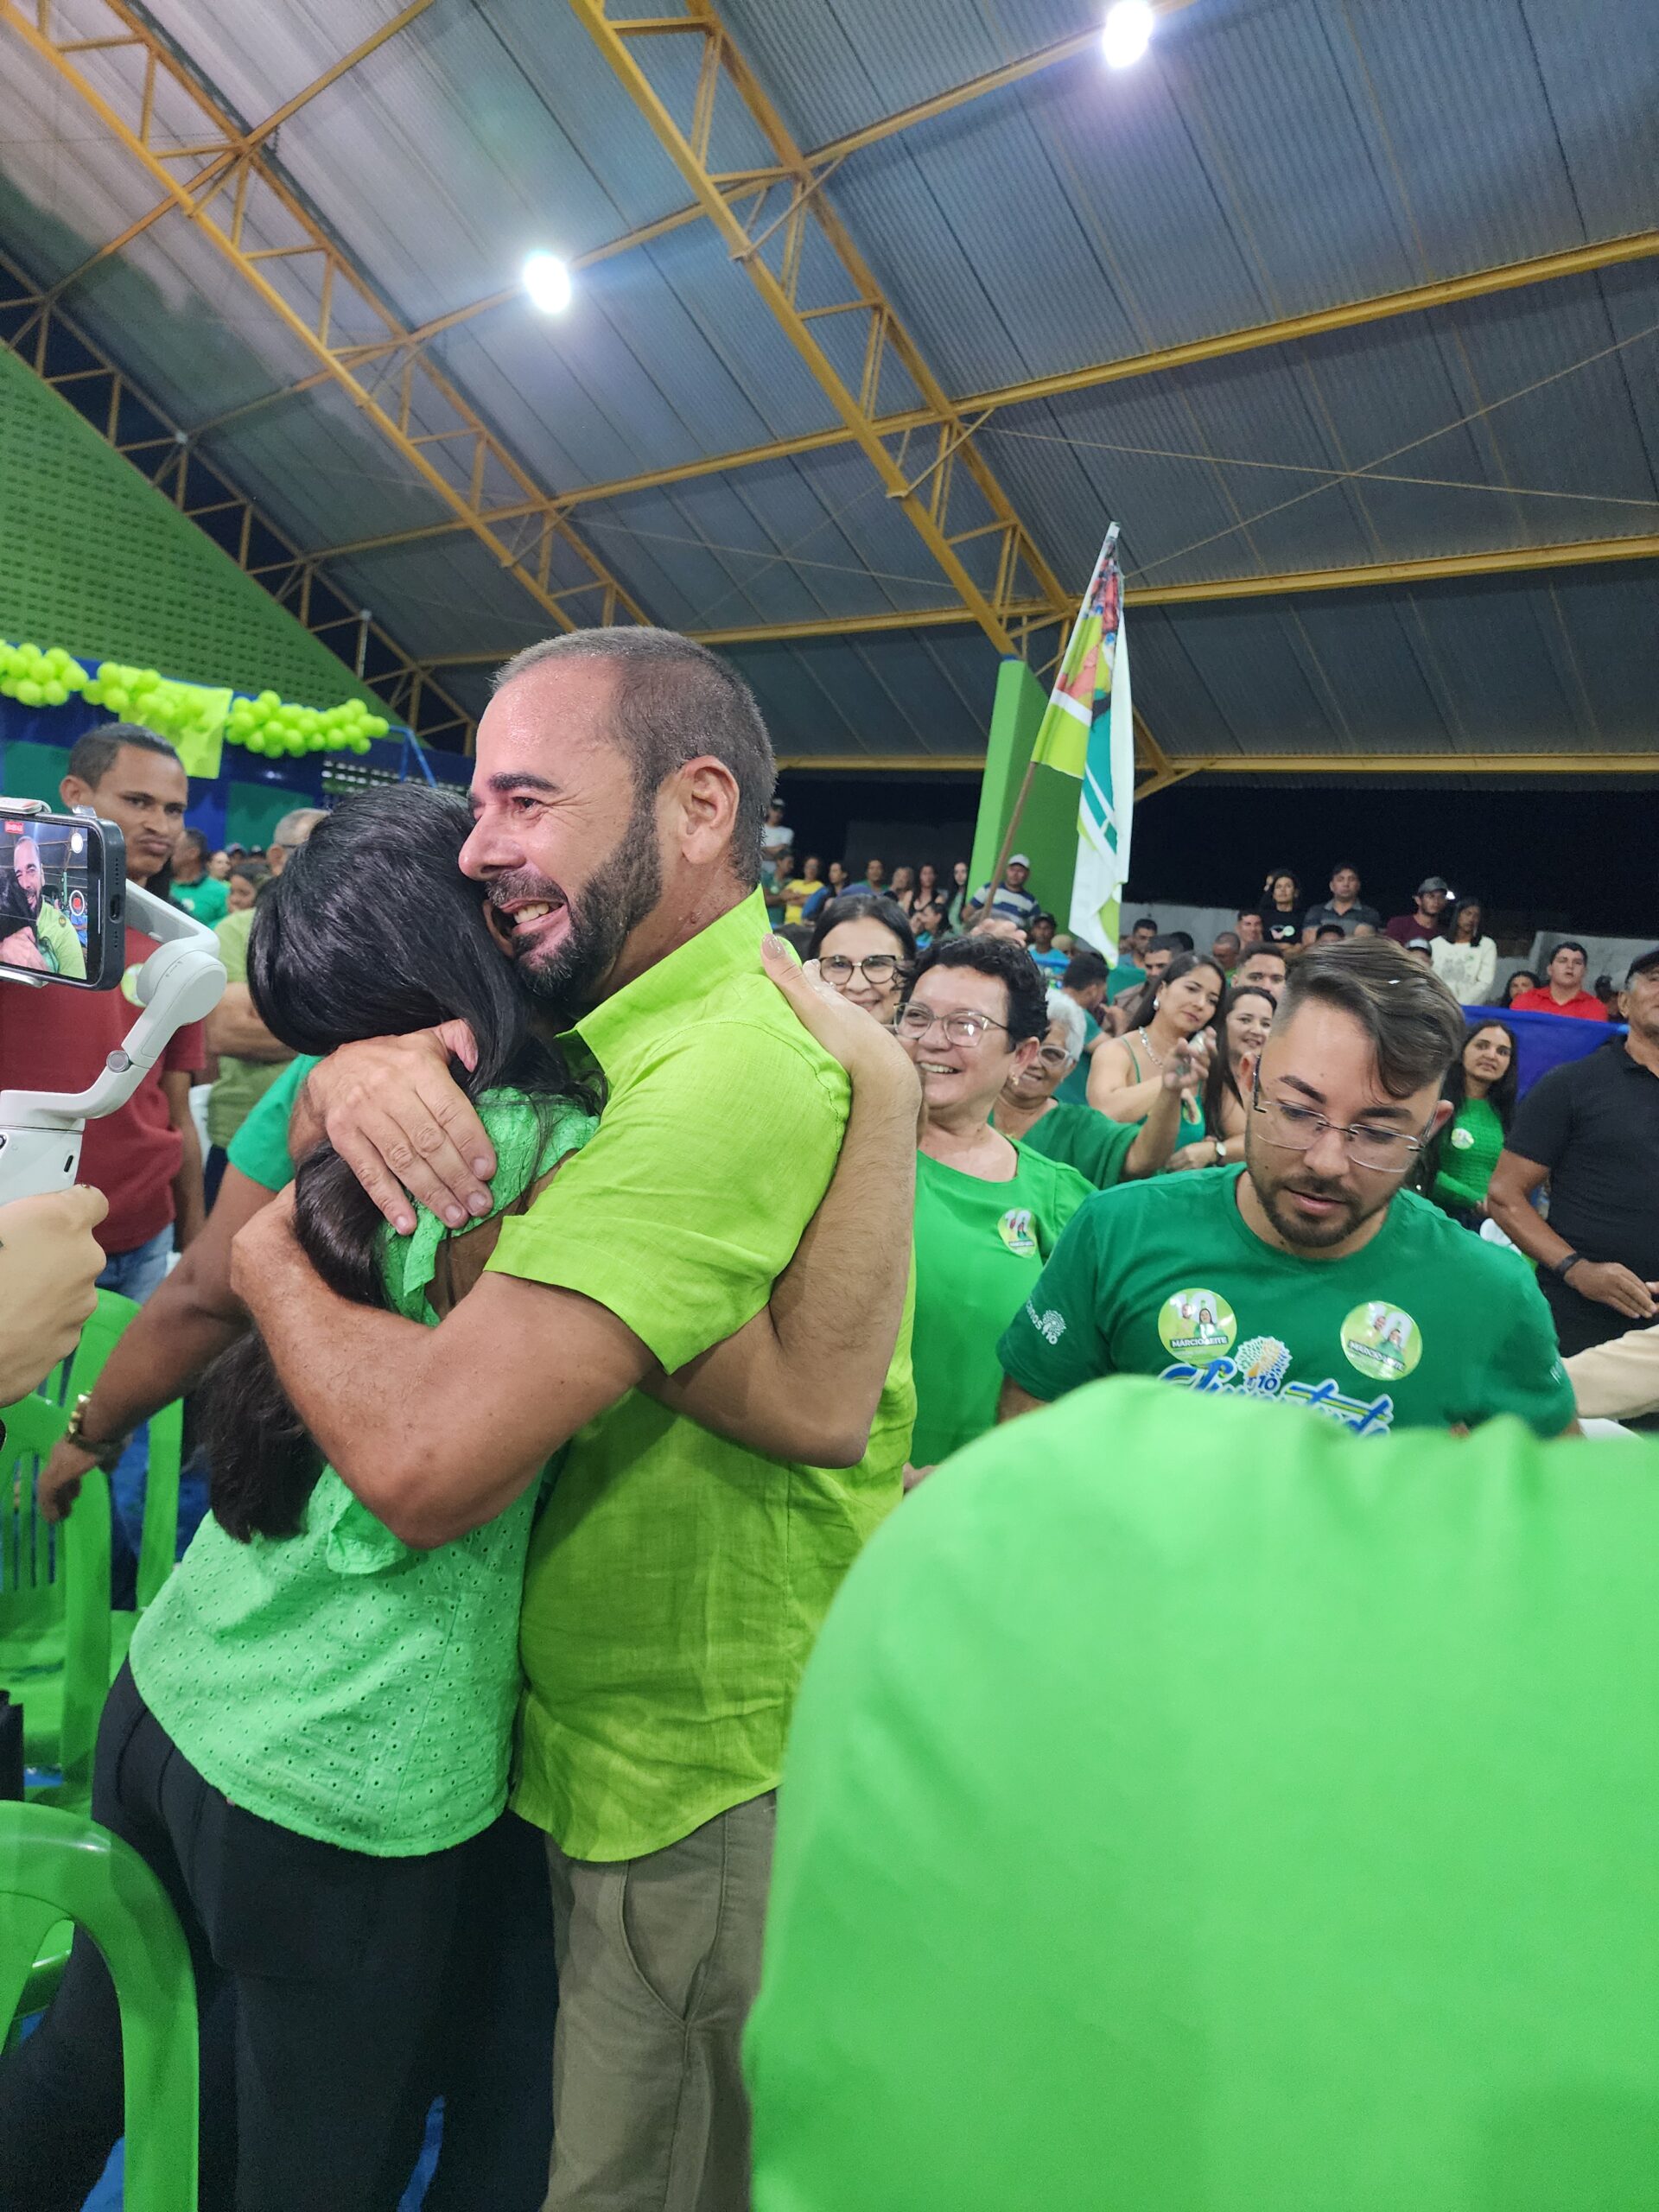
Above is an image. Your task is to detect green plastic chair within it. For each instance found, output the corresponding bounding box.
[0,1394,112,1808]
[39,1286,183,1622]
[0,1801,199,2210]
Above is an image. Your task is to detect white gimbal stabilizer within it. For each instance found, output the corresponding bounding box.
[0,796,227,1205]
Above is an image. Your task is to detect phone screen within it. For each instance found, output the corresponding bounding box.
[0,812,122,989]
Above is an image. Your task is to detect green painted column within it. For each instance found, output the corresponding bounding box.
[967,658,1078,923]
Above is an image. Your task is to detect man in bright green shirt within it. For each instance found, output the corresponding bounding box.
[747,1379,1659,2211]
[1000,939,1576,1440]
[232,631,916,2210]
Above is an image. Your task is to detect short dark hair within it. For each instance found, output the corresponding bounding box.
[1278,938,1465,1098]
[67,721,181,789]
[1236,939,1287,969]
[1315,923,1346,942]
[1213,931,1241,953]
[228,859,271,893]
[1061,949,1109,991]
[1549,940,1587,963]
[806,893,917,966]
[176,827,209,864]
[906,935,1048,1046]
[1331,861,1360,876]
[494,628,775,883]
[1130,915,1157,933]
[1147,933,1187,957]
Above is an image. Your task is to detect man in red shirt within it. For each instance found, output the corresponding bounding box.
[0,723,207,1295]
[1509,941,1610,1023]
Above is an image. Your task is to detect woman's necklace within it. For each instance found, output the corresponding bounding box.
[1137,1025,1165,1067]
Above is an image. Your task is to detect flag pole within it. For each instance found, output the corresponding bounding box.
[981,524,1119,921]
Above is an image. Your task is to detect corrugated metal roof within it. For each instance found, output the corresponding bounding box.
[0,0,1652,768]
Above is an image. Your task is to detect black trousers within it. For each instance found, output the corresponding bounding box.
[0,1664,555,2211]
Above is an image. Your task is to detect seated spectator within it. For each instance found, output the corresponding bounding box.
[1314,921,1347,944]
[1429,1020,1517,1226]
[226,858,270,913]
[1166,931,1195,952]
[895,938,1092,1472]
[207,848,231,880]
[1430,897,1497,1006]
[911,896,948,952]
[1509,942,1609,1022]
[861,857,887,896]
[1235,907,1265,945]
[1108,915,1159,1000]
[992,989,1191,1188]
[1503,967,1538,1007]
[1028,912,1067,981]
[945,859,970,933]
[1175,982,1276,1170]
[1262,869,1303,945]
[1234,941,1287,995]
[1595,972,1621,1016]
[915,861,941,917]
[760,797,793,872]
[887,865,918,916]
[747,1389,1659,2212]
[807,893,917,1028]
[1211,930,1242,974]
[784,855,823,924]
[1087,953,1220,1144]
[965,855,1040,933]
[1487,948,1659,1357]
[1403,937,1434,967]
[822,859,850,903]
[1384,875,1451,948]
[1303,863,1381,944]
[170,827,228,925]
[1053,949,1111,1105]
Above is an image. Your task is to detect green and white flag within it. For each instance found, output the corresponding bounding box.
[1030,527,1135,957]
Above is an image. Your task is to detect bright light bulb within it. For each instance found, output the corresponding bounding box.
[1101,0,1154,67]
[523,250,572,315]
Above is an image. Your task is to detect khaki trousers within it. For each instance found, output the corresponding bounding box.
[543,1791,776,2212]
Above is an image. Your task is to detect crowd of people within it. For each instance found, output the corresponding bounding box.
[2,643,1656,2209]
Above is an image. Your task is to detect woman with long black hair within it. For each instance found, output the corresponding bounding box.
[0,785,918,2212]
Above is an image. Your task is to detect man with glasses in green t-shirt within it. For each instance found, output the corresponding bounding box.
[998,939,1576,1440]
[228,629,915,2212]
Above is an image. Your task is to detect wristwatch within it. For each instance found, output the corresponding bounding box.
[63,1392,131,1471]
[1213,1138,1227,1166]
[1550,1250,1585,1283]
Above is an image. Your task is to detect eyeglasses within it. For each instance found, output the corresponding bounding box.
[1033,1044,1073,1071]
[821,953,905,987]
[1249,1072,1431,1175]
[896,1002,1010,1049]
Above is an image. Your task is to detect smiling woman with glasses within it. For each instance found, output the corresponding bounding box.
[806,893,916,1025]
[992,988,1188,1190]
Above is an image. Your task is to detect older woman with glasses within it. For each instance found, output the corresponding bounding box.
[993,988,1193,1188]
[806,893,916,1026]
[891,938,1096,1474]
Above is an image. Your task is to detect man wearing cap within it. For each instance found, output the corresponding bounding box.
[1487,946,1659,1358]
[967,855,1041,934]
[1383,876,1452,948]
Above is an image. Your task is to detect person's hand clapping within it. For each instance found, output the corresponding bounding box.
[0,1186,109,1402]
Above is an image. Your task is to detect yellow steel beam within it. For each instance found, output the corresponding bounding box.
[1,0,649,639]
[306,221,1659,565]
[43,2,435,302]
[566,0,1068,664]
[0,248,476,746]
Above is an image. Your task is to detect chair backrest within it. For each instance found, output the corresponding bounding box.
[0,1801,197,2211]
[0,1396,111,1806]
[27,1287,181,1613]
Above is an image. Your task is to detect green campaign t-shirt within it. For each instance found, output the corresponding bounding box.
[747,1379,1659,2212]
[224,1049,316,1190]
[911,1139,1093,1467]
[207,906,292,1148]
[33,898,86,979]
[1106,960,1146,1003]
[1017,1101,1138,1191]
[172,875,229,926]
[998,1166,1574,1439]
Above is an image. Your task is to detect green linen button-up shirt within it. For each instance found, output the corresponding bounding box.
[486,888,915,1862]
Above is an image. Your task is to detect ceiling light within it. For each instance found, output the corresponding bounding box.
[1101,0,1154,67]
[523,251,572,315]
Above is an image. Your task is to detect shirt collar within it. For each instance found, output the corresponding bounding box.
[565,887,769,1072]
